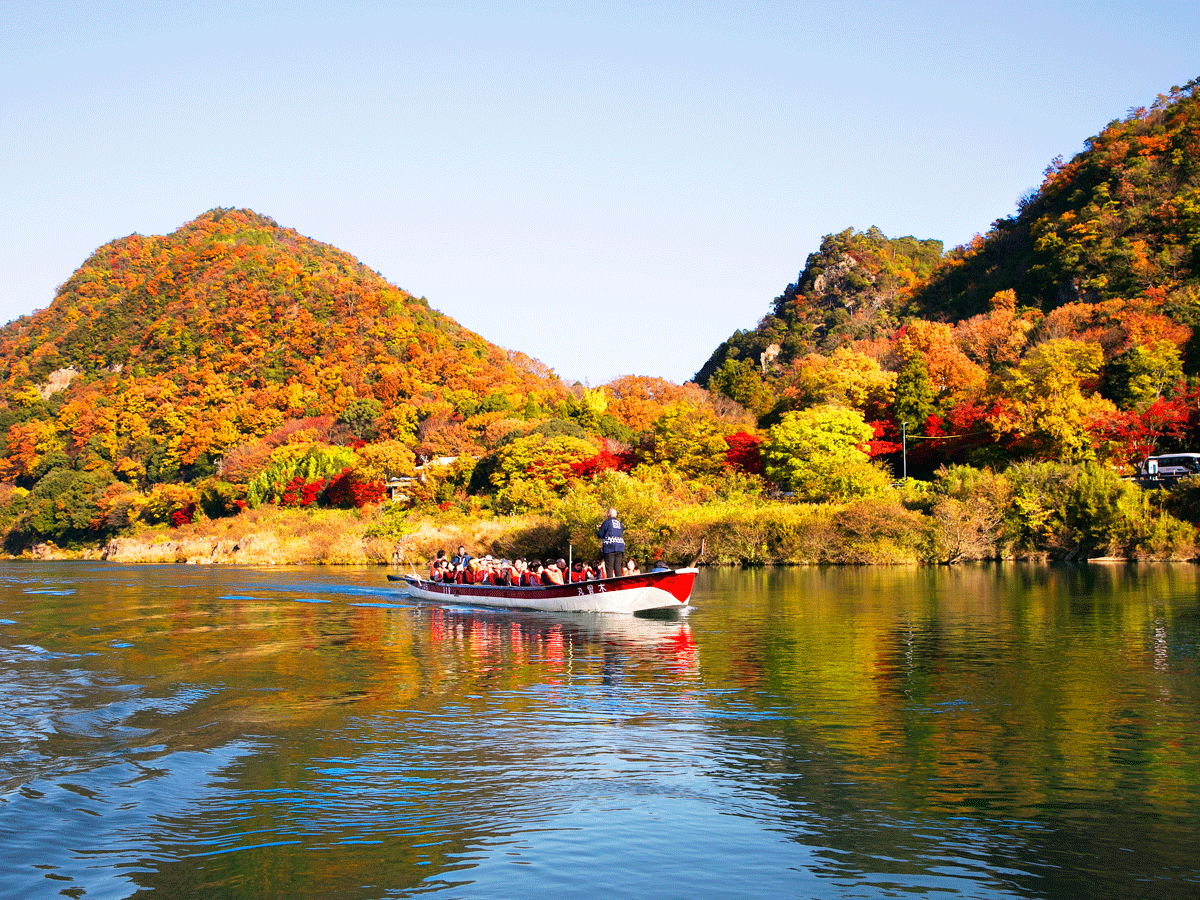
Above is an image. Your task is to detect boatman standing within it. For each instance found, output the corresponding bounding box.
[596,508,626,579]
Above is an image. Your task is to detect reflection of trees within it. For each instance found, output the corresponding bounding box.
[691,565,1200,897]
[5,564,702,898]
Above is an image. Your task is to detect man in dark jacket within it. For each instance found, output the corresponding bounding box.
[596,508,625,578]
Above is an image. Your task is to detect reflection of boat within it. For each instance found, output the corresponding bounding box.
[388,568,698,614]
[424,606,700,671]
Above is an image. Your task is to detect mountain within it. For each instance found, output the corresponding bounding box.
[0,208,564,484]
[698,77,1200,384]
[695,226,943,385]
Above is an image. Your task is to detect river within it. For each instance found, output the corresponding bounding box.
[1,561,1197,899]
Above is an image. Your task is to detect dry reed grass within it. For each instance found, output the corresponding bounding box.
[103,506,381,565]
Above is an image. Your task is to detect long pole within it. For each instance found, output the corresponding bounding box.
[901,421,907,481]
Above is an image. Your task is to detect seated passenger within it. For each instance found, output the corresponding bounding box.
[544,559,565,585]
[625,559,640,575]
[429,549,447,581]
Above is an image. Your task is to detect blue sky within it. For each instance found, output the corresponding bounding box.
[2,1,1198,385]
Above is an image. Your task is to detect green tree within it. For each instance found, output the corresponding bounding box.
[762,405,891,501]
[648,404,730,480]
[23,467,116,543]
[892,352,937,431]
[1103,340,1183,408]
[709,357,774,416]
[338,398,385,441]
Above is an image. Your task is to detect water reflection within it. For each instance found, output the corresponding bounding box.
[691,564,1200,899]
[0,562,1198,899]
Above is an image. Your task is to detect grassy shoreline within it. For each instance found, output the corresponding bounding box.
[11,489,1198,566]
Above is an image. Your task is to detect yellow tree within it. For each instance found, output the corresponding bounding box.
[999,338,1116,461]
[784,347,896,412]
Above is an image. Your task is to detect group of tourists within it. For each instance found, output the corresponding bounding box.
[428,547,641,586]
[426,509,658,587]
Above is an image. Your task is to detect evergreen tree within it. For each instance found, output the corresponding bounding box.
[893,353,937,432]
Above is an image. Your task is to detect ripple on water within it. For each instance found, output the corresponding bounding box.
[2,563,1198,899]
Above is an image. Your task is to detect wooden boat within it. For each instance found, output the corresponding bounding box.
[388,567,698,614]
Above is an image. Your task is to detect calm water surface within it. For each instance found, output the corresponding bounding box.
[1,561,1197,899]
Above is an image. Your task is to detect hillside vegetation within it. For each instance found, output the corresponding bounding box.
[698,80,1200,473]
[4,80,1200,565]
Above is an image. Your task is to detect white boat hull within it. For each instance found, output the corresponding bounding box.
[391,568,698,614]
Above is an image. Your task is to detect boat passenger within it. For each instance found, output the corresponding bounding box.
[570,561,589,583]
[486,556,503,585]
[523,561,543,587]
[451,545,471,581]
[544,559,565,585]
[429,549,447,581]
[651,556,671,571]
[625,559,640,575]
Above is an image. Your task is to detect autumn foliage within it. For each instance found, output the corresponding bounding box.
[4,81,1200,558]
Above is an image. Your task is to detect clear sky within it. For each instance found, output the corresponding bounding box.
[2,1,1198,386]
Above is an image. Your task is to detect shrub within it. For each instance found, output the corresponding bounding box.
[325,468,387,509]
[198,480,243,519]
[20,467,117,543]
[1002,461,1192,559]
[929,496,1003,563]
[831,500,931,563]
[245,443,358,507]
[141,483,200,526]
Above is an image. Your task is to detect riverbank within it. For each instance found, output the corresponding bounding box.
[10,487,1198,566]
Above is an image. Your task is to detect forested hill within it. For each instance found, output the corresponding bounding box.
[694,227,944,385]
[0,208,565,485]
[698,77,1200,385]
